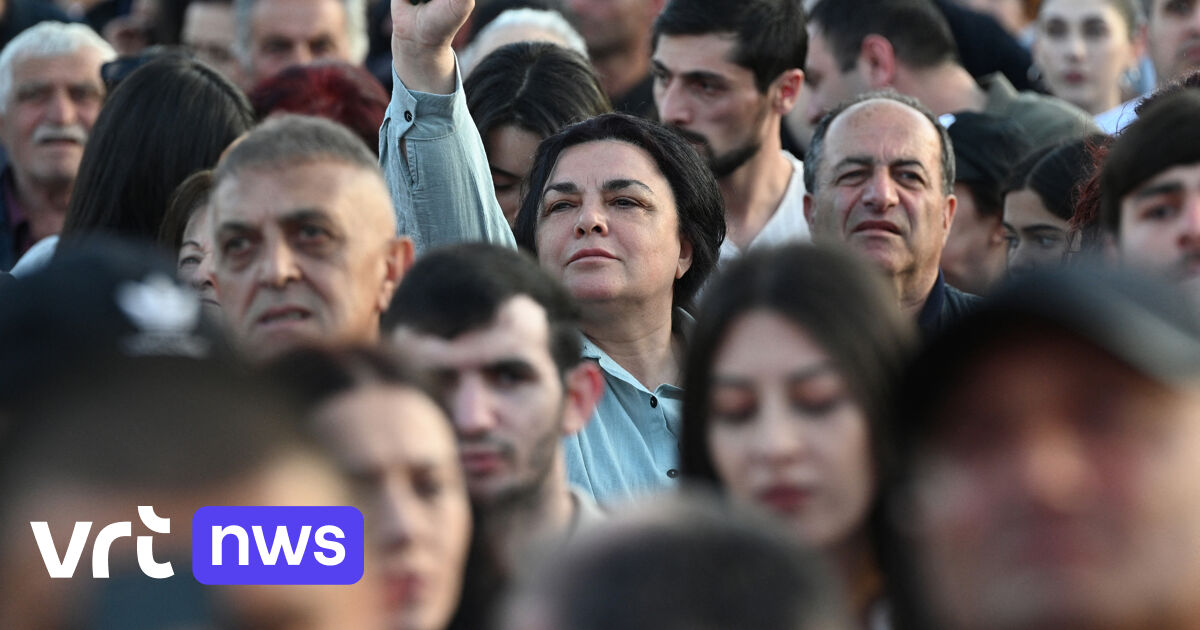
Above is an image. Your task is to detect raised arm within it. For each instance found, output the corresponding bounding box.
[379,0,515,254]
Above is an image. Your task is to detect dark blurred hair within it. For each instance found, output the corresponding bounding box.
[1135,68,1200,115]
[806,90,955,195]
[513,113,726,310]
[808,0,958,72]
[157,169,214,252]
[265,345,434,416]
[1004,135,1106,223]
[1100,90,1200,236]
[249,62,389,155]
[61,54,254,245]
[518,492,845,630]
[465,41,610,152]
[382,243,583,376]
[652,0,808,91]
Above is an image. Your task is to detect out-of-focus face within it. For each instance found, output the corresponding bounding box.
[1147,0,1200,85]
[315,385,472,630]
[393,297,571,505]
[805,100,956,284]
[1034,0,1138,114]
[563,0,657,58]
[1003,187,1071,277]
[533,140,692,308]
[941,183,1006,294]
[183,1,241,84]
[1116,162,1200,305]
[706,310,874,549]
[804,27,870,125]
[912,333,1200,630]
[179,204,221,317]
[211,160,407,360]
[652,34,774,179]
[484,124,541,228]
[0,48,106,191]
[247,0,351,84]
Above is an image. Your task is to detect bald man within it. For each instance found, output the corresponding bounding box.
[209,114,413,360]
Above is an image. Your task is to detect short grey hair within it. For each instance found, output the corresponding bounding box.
[215,114,379,182]
[804,89,956,196]
[233,0,369,70]
[0,21,116,113]
[460,8,588,76]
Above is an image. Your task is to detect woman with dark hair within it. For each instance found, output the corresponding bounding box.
[509,112,725,503]
[59,53,254,246]
[465,41,610,225]
[680,243,914,629]
[158,170,219,317]
[268,346,484,630]
[1001,134,1106,276]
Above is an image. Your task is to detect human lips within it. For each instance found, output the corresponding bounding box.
[567,248,618,264]
[755,483,815,514]
[1062,70,1086,85]
[458,446,506,477]
[254,304,313,328]
[852,220,902,236]
[383,569,429,609]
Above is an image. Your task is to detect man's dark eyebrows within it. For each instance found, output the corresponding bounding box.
[215,221,255,238]
[679,69,728,85]
[1131,180,1185,200]
[602,179,653,194]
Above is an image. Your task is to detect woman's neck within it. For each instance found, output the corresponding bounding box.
[580,296,679,390]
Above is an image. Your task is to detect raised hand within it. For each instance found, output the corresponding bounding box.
[391,0,474,94]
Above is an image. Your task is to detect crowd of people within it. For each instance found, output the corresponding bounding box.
[2,0,1200,628]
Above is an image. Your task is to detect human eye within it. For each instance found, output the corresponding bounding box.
[1034,234,1064,249]
[1082,19,1111,39]
[543,197,575,215]
[1164,0,1194,16]
[788,377,848,417]
[1004,233,1019,253]
[711,386,757,425]
[412,469,445,500]
[16,84,50,104]
[834,168,868,185]
[310,37,335,56]
[1042,18,1067,37]
[1140,203,1178,221]
[220,233,254,258]
[896,169,927,187]
[487,363,534,389]
[178,255,201,270]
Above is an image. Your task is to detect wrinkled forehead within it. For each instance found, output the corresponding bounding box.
[824,99,945,169]
[211,160,391,226]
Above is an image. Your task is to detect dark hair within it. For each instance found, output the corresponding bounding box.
[60,55,254,245]
[806,90,955,195]
[1100,90,1200,235]
[157,169,214,252]
[679,243,919,629]
[808,0,958,73]
[1134,68,1200,116]
[681,243,911,490]
[522,492,844,630]
[265,345,435,415]
[652,0,808,91]
[465,42,610,152]
[249,62,389,156]
[513,113,726,310]
[1003,135,1105,223]
[382,243,583,376]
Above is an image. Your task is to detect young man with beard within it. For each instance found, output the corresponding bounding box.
[383,244,605,572]
[651,0,810,264]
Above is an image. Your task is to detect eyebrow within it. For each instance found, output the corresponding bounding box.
[1020,224,1067,235]
[652,59,729,84]
[1131,181,1185,200]
[543,179,654,197]
[712,362,835,387]
[180,239,204,249]
[834,156,930,176]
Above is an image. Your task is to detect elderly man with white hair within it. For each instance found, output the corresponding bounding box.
[0,21,115,271]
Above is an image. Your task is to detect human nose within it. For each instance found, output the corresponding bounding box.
[256,241,300,287]
[44,89,76,125]
[377,477,419,551]
[751,394,807,463]
[861,170,899,212]
[573,199,609,237]
[451,375,497,438]
[656,79,692,126]
[1013,423,1094,514]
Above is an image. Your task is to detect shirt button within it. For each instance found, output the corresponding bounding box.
[667,469,679,479]
[404,110,413,122]
[650,395,658,408]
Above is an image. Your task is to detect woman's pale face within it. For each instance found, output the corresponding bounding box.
[485,125,543,228]
[1034,0,1138,114]
[706,310,874,550]
[179,204,221,314]
[1003,188,1072,276]
[314,386,472,630]
[534,140,692,309]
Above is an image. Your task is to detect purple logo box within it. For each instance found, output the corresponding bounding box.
[192,506,364,585]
